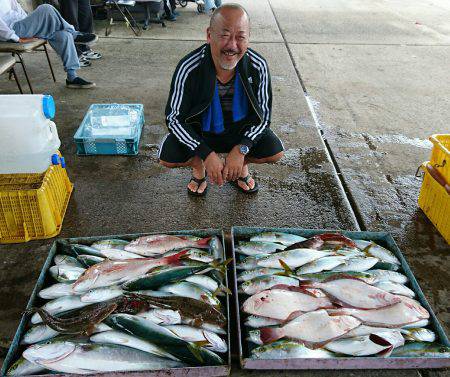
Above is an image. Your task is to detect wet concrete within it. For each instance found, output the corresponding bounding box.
[0,0,449,375]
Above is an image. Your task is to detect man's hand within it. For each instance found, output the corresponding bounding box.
[18,37,37,43]
[204,152,225,186]
[223,145,245,182]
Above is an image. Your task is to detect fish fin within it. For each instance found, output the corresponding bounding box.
[333,245,343,252]
[274,284,319,297]
[376,345,394,357]
[188,343,205,363]
[282,310,304,324]
[192,317,203,327]
[278,259,294,275]
[178,248,193,260]
[219,284,232,295]
[84,324,96,336]
[362,242,375,256]
[196,237,213,247]
[210,258,233,274]
[316,233,357,248]
[193,340,210,347]
[165,249,190,264]
[259,327,283,344]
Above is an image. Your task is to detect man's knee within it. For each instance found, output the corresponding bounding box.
[266,150,284,163]
[37,3,57,14]
[249,151,284,164]
[159,159,181,168]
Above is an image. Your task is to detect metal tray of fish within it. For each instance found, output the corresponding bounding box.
[1,229,231,376]
[231,226,450,370]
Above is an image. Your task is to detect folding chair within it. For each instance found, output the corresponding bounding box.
[0,54,23,93]
[105,0,142,36]
[0,39,55,94]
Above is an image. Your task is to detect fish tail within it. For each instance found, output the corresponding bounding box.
[210,258,233,273]
[259,327,283,344]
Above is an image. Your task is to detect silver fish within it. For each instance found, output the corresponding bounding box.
[159,281,221,307]
[54,255,84,268]
[49,265,85,283]
[77,254,105,267]
[80,285,124,303]
[401,328,436,342]
[38,283,76,299]
[244,315,283,328]
[22,323,111,345]
[257,249,335,269]
[6,357,47,376]
[31,295,91,324]
[23,341,184,373]
[250,340,335,359]
[374,281,415,298]
[331,256,379,272]
[137,309,182,325]
[164,248,214,263]
[391,342,450,357]
[250,232,307,246]
[367,269,408,284]
[184,275,219,292]
[236,255,266,270]
[240,275,299,295]
[296,255,349,274]
[91,239,129,250]
[237,268,284,282]
[235,241,285,256]
[354,240,400,265]
[164,325,228,353]
[90,330,179,360]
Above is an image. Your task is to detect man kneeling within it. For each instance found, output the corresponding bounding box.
[159,3,283,196]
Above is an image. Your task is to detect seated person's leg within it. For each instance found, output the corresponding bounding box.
[159,134,207,195]
[48,30,95,88]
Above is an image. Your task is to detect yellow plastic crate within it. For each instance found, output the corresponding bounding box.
[429,134,450,184]
[0,164,73,244]
[418,162,450,244]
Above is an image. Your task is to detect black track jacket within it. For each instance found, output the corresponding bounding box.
[165,43,272,160]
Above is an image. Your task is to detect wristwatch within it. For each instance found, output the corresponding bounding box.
[239,144,250,155]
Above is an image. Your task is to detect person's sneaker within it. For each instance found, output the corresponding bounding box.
[66,77,96,89]
[82,50,102,60]
[74,33,98,46]
[164,13,177,21]
[78,56,91,67]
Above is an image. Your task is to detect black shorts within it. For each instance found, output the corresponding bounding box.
[158,129,284,163]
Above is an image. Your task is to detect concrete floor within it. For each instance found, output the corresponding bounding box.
[0,0,449,375]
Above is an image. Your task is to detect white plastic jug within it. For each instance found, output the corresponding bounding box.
[0,94,61,174]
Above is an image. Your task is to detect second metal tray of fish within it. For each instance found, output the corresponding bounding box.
[231,226,450,370]
[1,229,231,377]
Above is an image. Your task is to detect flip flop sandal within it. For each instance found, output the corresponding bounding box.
[232,174,259,194]
[187,175,208,196]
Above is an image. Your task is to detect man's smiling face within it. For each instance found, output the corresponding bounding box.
[207,7,250,72]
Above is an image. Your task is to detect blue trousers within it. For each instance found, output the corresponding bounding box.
[12,4,80,72]
[204,0,221,12]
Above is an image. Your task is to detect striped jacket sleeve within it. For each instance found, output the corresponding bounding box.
[165,47,213,161]
[241,50,273,148]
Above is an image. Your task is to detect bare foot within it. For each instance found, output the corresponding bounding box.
[188,163,207,194]
[237,165,255,191]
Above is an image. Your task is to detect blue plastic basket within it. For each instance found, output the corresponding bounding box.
[73,104,144,155]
